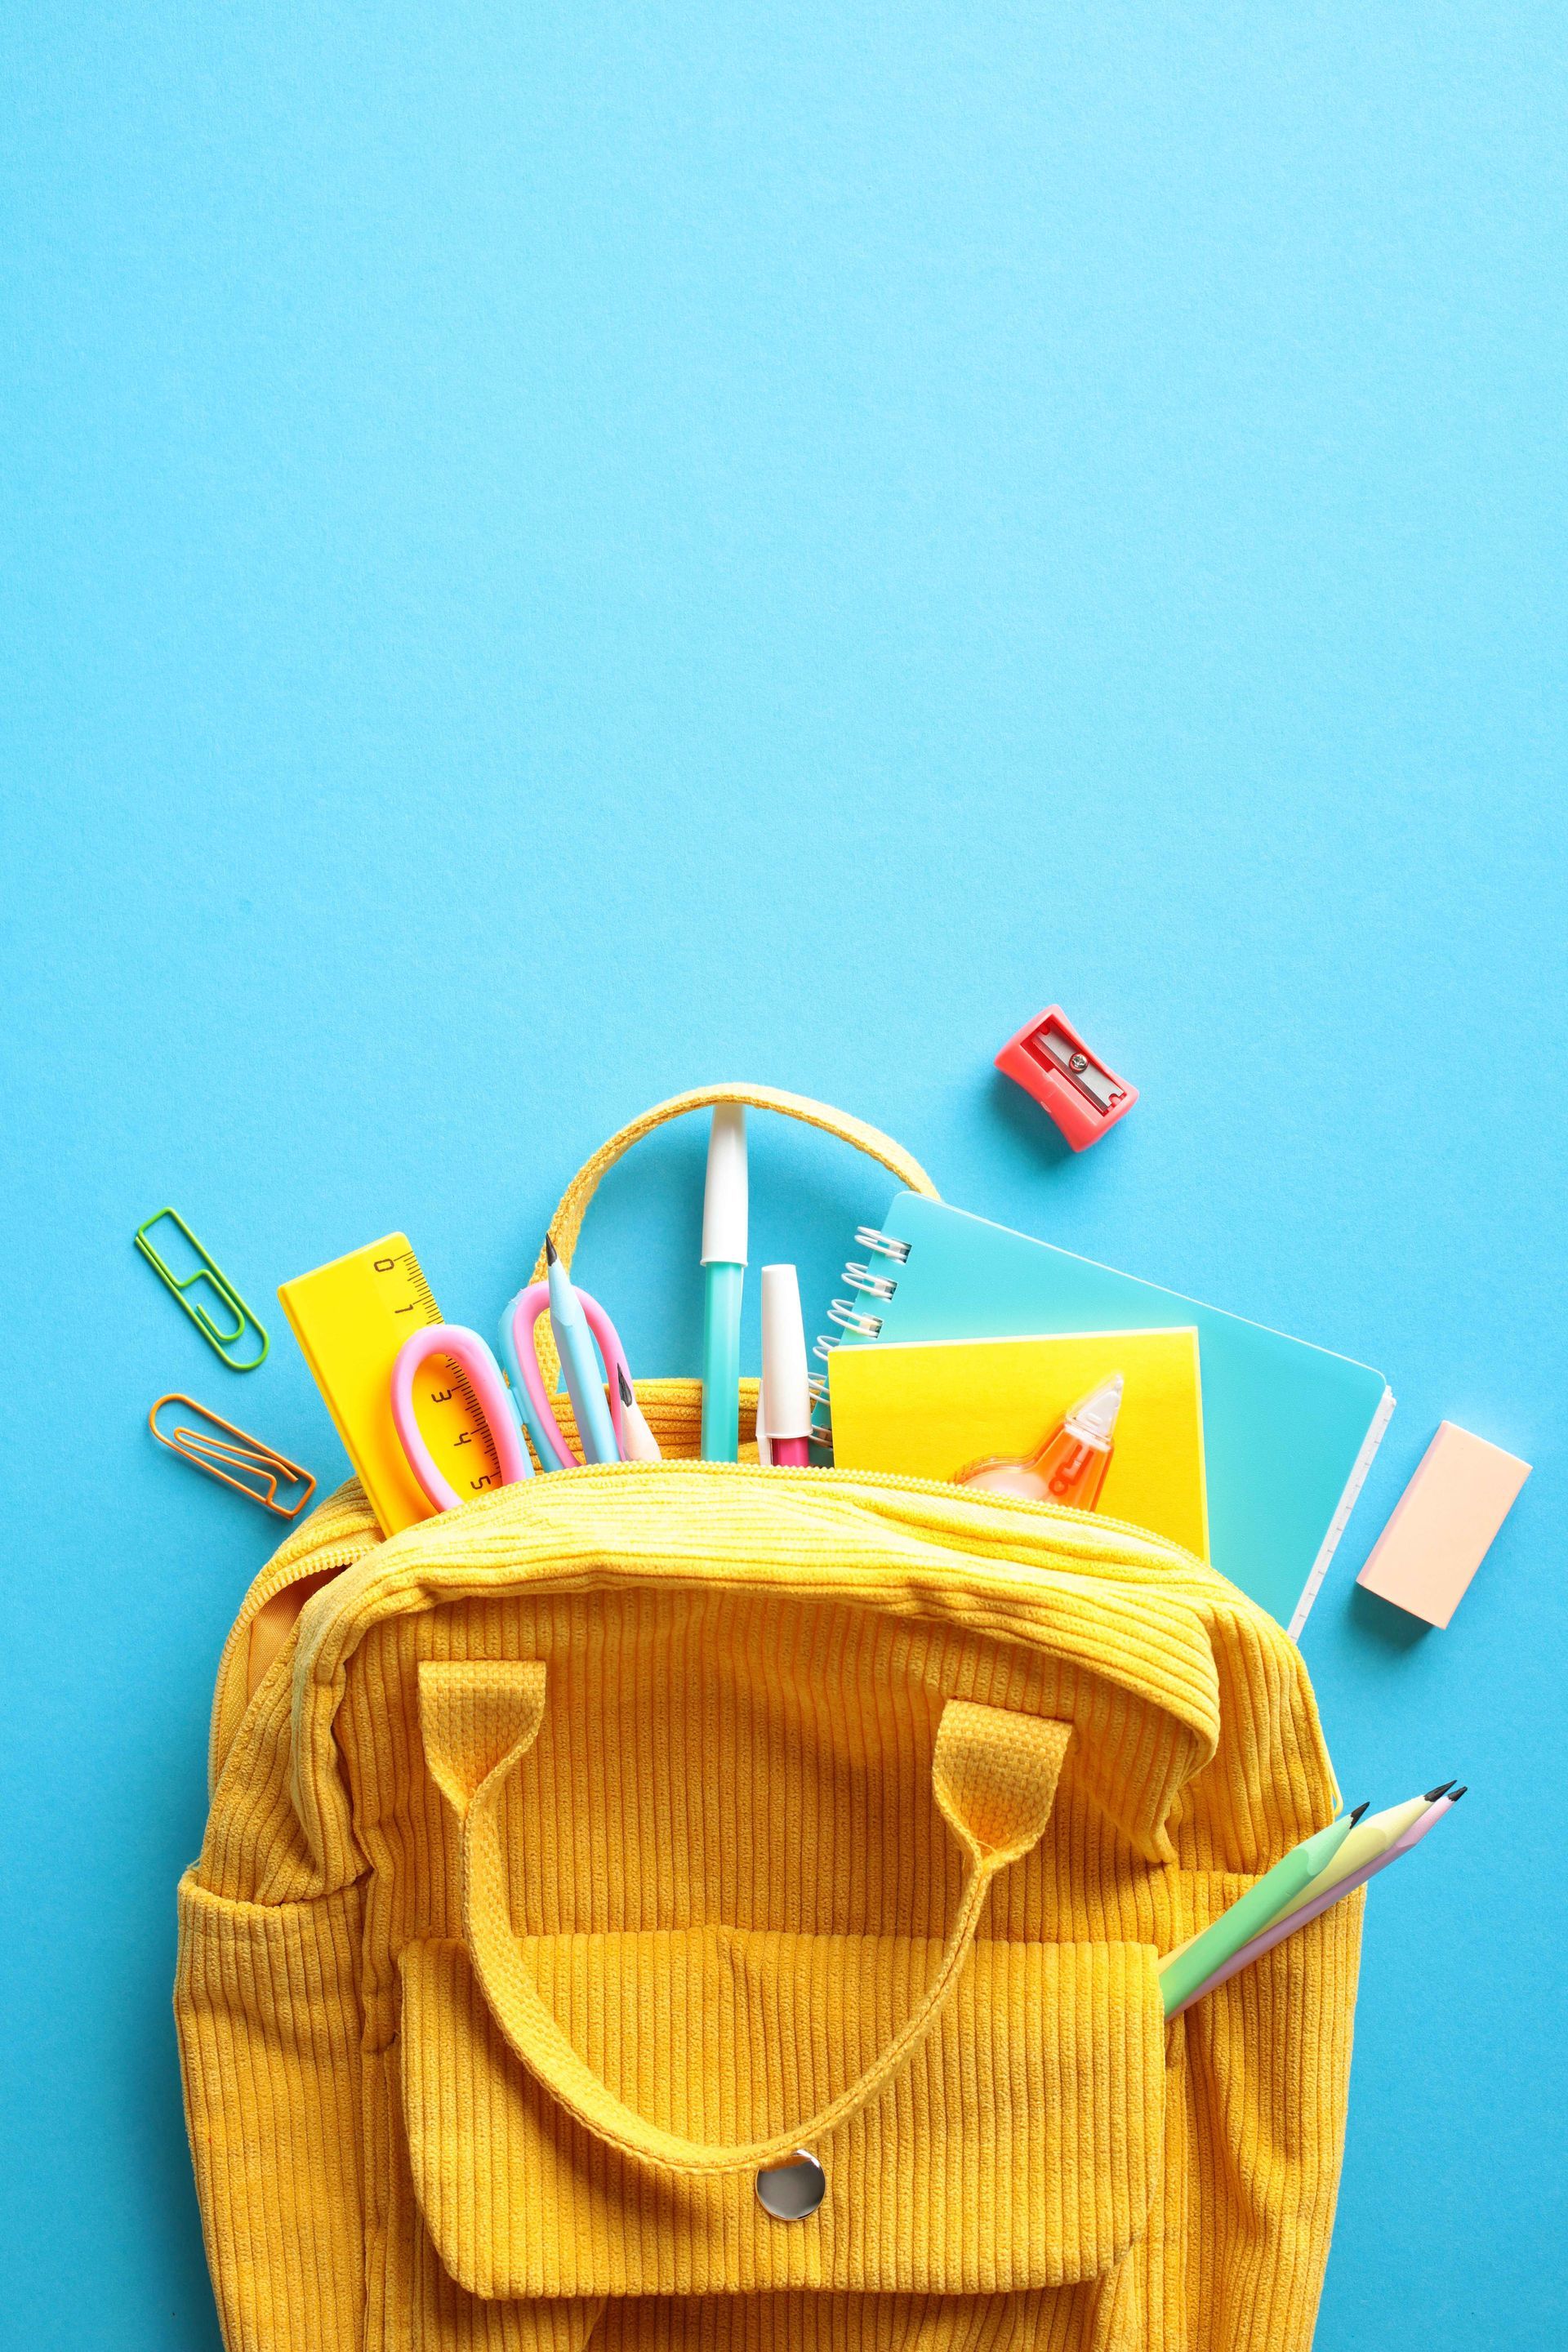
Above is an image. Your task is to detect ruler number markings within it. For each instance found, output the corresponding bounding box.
[369,1245,505,1499]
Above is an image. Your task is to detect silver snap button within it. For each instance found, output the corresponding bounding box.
[755,2149,826,2220]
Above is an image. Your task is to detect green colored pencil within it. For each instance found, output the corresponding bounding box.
[1160,1806,1366,2016]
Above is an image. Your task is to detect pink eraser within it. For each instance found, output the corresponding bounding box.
[1356,1420,1530,1628]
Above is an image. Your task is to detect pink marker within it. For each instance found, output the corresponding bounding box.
[758,1265,812,1468]
[1169,1786,1467,2019]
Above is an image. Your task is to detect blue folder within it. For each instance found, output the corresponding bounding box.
[837,1192,1393,1634]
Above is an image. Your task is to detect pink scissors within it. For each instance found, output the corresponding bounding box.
[498,1281,633,1469]
[390,1324,532,1513]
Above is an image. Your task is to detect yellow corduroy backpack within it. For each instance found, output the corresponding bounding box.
[176,1086,1361,2352]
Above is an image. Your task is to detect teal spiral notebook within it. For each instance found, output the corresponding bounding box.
[819,1192,1394,1636]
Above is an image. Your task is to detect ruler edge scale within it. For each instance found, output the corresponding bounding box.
[278,1232,503,1535]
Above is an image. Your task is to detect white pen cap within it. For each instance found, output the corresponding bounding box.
[701,1104,748,1264]
[759,1264,810,1438]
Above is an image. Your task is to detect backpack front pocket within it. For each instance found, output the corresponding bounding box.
[396,1928,1165,2302]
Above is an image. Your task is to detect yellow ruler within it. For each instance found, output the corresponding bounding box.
[278,1234,504,1535]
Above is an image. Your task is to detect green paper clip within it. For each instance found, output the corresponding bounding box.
[135,1208,270,1370]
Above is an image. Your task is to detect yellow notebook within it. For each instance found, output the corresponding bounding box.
[828,1327,1209,1558]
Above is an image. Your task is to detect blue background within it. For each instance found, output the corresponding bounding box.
[2,6,1563,2345]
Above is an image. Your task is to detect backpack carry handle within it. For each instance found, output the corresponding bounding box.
[527,1085,939,1394]
[419,1659,1068,2179]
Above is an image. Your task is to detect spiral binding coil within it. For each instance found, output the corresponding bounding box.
[853,1225,911,1263]
[827,1298,884,1339]
[808,1226,911,1454]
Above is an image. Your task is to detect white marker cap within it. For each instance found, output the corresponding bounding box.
[701,1104,748,1264]
[759,1264,810,1438]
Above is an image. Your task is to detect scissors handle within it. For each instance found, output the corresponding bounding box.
[500,1283,631,1469]
[391,1325,532,1513]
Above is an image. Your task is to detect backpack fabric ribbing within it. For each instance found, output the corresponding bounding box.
[177,1419,1358,2352]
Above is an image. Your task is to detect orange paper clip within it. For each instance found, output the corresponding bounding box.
[149,1394,317,1520]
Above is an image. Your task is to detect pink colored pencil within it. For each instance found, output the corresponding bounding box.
[1168,1787,1466,2019]
[614,1366,662,1463]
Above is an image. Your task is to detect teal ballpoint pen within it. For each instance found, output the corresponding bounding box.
[700,1105,747,1461]
[545,1236,621,1465]
[1158,1804,1367,2016]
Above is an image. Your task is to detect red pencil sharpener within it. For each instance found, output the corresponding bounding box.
[996,1007,1138,1151]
